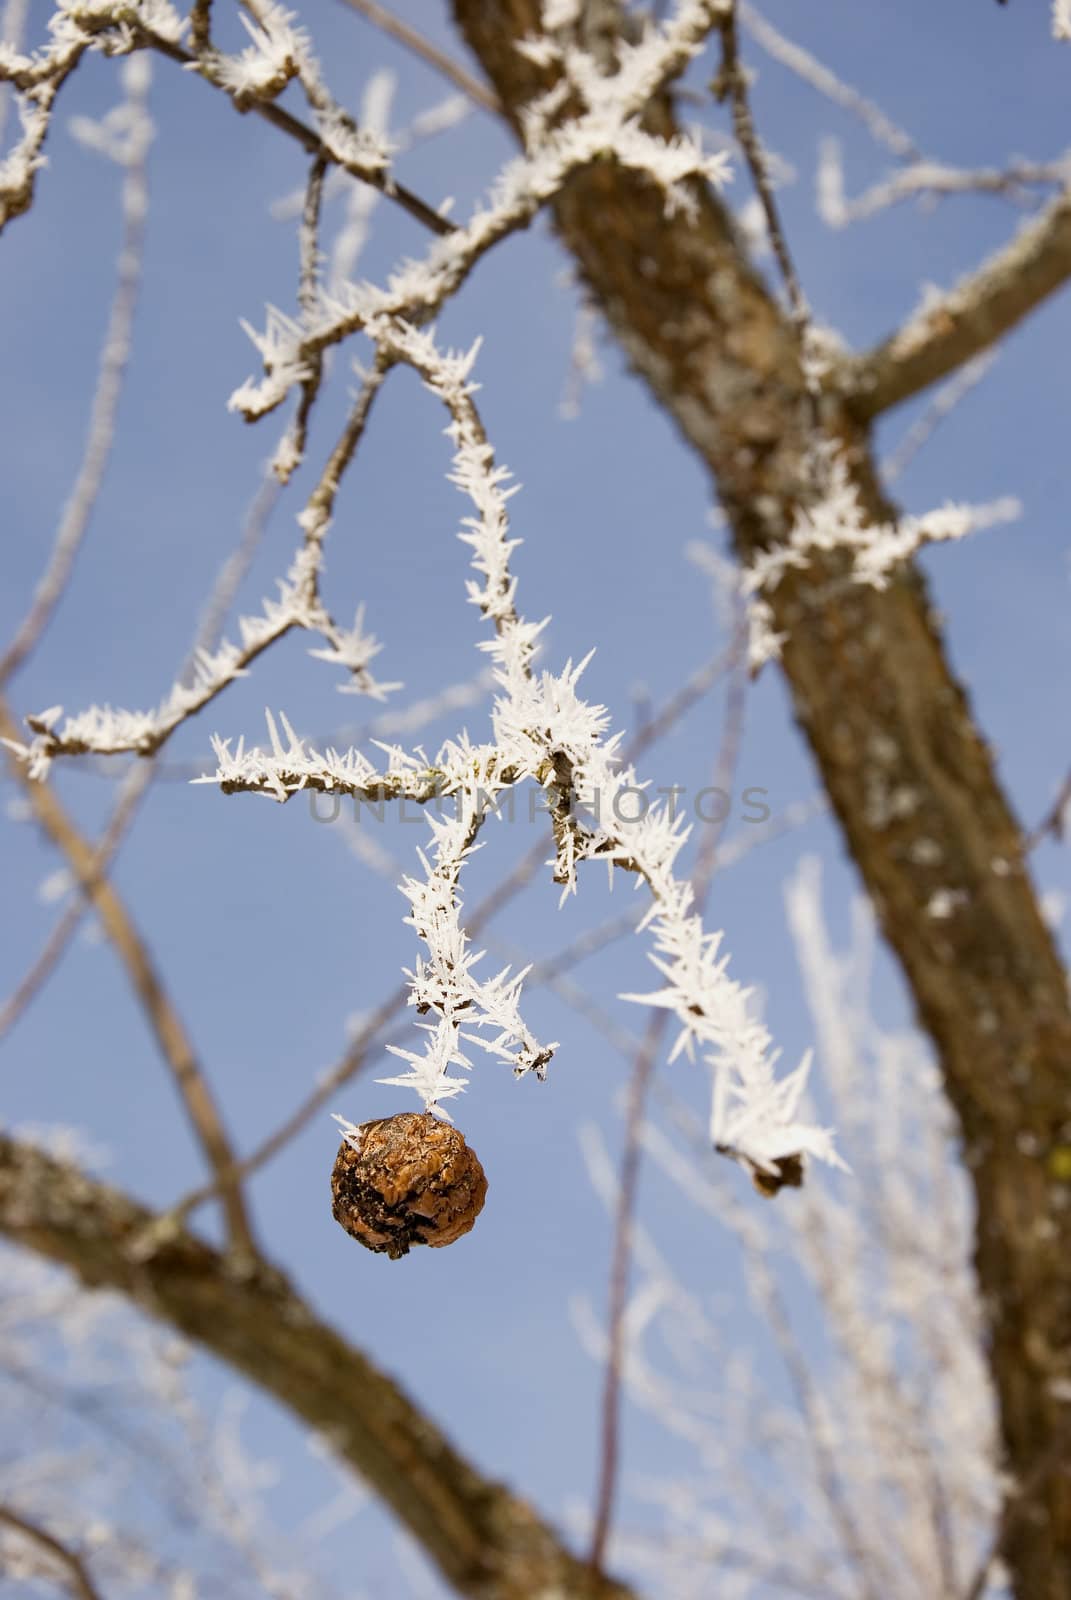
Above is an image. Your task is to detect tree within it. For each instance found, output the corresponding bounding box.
[1,2,1069,1597]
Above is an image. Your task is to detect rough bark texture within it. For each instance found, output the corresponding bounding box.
[0,1135,633,1600]
[451,5,1071,1595]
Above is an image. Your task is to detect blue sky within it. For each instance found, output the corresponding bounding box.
[2,0,1070,1592]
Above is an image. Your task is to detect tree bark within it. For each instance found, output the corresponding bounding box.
[0,1135,634,1600]
[451,5,1071,1595]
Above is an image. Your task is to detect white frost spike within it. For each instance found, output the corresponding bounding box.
[212,5,308,105]
[308,604,402,698]
[741,444,1020,668]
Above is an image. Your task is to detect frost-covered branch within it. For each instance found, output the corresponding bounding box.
[207,322,841,1171]
[741,443,1021,669]
[163,646,738,1234]
[0,0,450,242]
[0,13,89,233]
[230,0,732,422]
[5,360,397,777]
[818,140,1071,230]
[6,586,297,775]
[844,180,1071,418]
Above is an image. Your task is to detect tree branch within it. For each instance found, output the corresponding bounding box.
[843,183,1071,418]
[337,0,500,114]
[0,1504,104,1600]
[589,618,748,1573]
[0,696,257,1259]
[143,30,455,239]
[0,1133,636,1600]
[0,64,150,689]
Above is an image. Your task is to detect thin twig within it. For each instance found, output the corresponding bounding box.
[144,30,456,238]
[287,153,329,477]
[823,153,1070,230]
[716,3,820,434]
[587,1008,666,1575]
[738,2,921,163]
[19,361,392,770]
[0,71,159,1047]
[881,353,997,485]
[588,614,749,1574]
[159,981,413,1230]
[717,5,808,333]
[299,155,328,319]
[0,694,258,1258]
[336,0,500,115]
[1026,765,1071,852]
[649,1085,888,1597]
[0,1504,104,1600]
[0,475,281,1043]
[0,764,148,1043]
[753,1264,887,1600]
[0,0,31,147]
[0,69,150,688]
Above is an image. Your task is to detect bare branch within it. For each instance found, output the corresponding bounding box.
[716,4,809,341]
[0,1133,637,1600]
[1026,764,1071,851]
[819,147,1070,230]
[880,352,997,484]
[337,0,500,114]
[0,764,149,1044]
[0,0,31,147]
[738,2,920,162]
[0,695,257,1258]
[1,472,280,1044]
[588,617,749,1573]
[0,1503,104,1600]
[282,153,330,479]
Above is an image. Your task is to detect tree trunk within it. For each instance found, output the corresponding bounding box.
[451,5,1071,1594]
